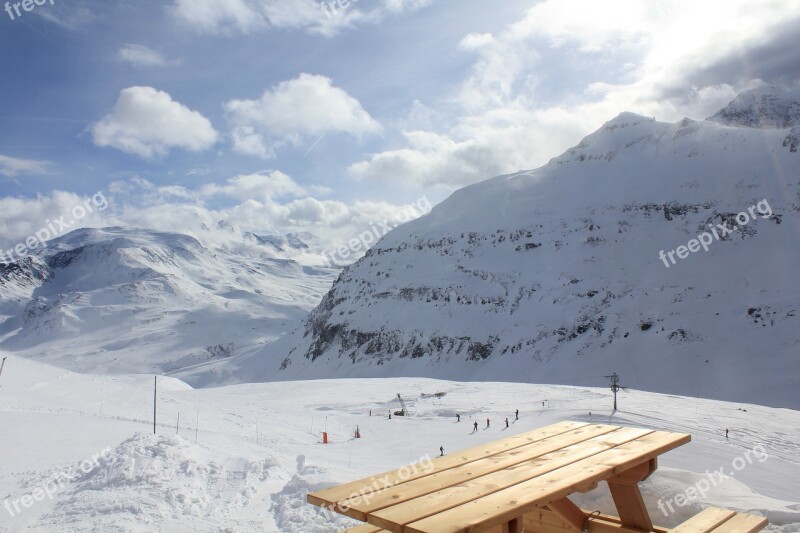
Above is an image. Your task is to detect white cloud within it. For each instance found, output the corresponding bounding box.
[96,174,431,256]
[0,170,434,267]
[0,190,109,253]
[200,171,308,201]
[36,5,96,30]
[0,155,50,178]
[169,0,430,37]
[225,74,381,158]
[91,86,219,159]
[349,0,800,189]
[170,0,265,34]
[117,45,173,68]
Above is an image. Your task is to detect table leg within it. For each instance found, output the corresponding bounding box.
[607,458,658,531]
[547,497,587,530]
[503,517,523,533]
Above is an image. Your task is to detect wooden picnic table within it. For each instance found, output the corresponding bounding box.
[308,420,692,533]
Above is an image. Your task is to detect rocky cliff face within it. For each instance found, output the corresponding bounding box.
[248,88,800,408]
[708,85,800,128]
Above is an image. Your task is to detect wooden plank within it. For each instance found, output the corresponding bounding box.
[308,420,589,509]
[592,512,668,532]
[668,508,736,533]
[366,427,654,530]
[609,458,657,484]
[337,424,621,518]
[710,512,768,533]
[546,498,586,531]
[524,509,662,533]
[607,481,652,530]
[343,525,387,533]
[400,431,690,533]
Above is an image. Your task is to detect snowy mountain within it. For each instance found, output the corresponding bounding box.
[244,87,800,409]
[1,355,798,532]
[708,86,800,129]
[0,227,335,380]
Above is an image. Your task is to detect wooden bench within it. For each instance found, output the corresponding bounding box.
[343,525,389,533]
[343,505,767,533]
[310,421,768,533]
[668,507,768,533]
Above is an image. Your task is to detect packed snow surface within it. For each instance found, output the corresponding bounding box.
[0,356,797,532]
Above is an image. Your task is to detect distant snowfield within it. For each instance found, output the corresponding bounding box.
[0,356,797,532]
[0,227,335,380]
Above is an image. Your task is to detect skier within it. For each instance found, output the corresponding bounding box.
[486,418,490,429]
[456,414,460,422]
[725,428,729,439]
[505,417,509,428]
[515,409,519,420]
[440,446,445,457]
[473,421,478,432]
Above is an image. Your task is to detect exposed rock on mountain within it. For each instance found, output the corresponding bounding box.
[249,87,800,408]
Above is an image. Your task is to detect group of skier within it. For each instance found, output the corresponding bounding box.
[441,409,521,455]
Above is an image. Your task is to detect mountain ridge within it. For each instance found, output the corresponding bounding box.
[0,227,335,380]
[240,86,800,408]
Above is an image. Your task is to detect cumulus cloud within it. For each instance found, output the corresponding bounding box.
[105,173,430,262]
[117,45,174,68]
[0,155,50,178]
[225,74,381,158]
[0,190,109,254]
[169,0,430,37]
[200,171,308,201]
[0,170,433,267]
[91,86,219,159]
[349,0,800,189]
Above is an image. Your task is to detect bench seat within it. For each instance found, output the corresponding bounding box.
[343,524,389,533]
[669,507,768,533]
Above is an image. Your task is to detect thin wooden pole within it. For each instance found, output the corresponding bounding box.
[153,376,157,435]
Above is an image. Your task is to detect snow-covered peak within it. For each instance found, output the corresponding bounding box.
[0,226,335,379]
[603,111,656,128]
[707,86,800,128]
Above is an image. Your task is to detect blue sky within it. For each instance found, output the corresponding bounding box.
[1,0,799,250]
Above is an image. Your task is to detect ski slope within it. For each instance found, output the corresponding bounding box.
[0,355,797,532]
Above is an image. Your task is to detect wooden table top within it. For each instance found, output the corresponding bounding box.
[308,420,691,533]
